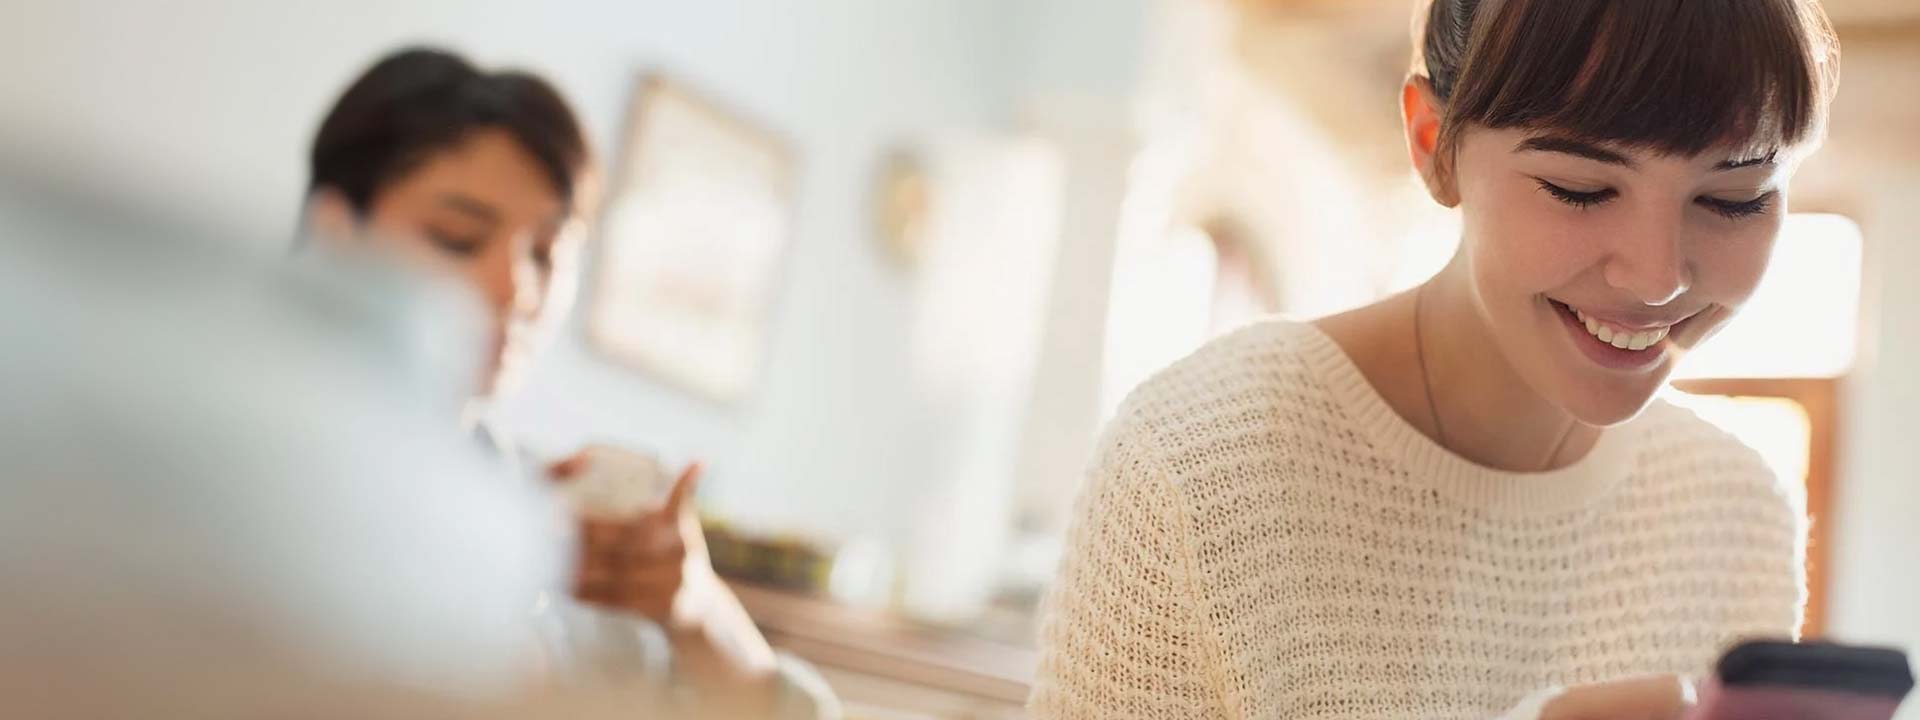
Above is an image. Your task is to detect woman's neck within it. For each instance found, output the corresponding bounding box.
[1319,260,1601,473]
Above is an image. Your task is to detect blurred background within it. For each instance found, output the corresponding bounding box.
[3,0,1917,717]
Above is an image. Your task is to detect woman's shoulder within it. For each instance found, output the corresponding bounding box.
[1109,319,1337,441]
[1635,397,1786,477]
[1629,396,1805,518]
[1627,397,1809,633]
[1097,320,1348,499]
[1075,320,1346,583]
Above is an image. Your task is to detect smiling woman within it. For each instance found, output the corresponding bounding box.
[1030,0,1843,718]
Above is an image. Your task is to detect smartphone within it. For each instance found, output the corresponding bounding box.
[1688,639,1914,720]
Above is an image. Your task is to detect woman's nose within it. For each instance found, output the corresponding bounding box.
[474,243,519,319]
[507,231,547,320]
[1603,219,1693,307]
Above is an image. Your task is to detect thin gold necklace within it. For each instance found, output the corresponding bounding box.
[1413,284,1447,449]
[1416,284,1578,471]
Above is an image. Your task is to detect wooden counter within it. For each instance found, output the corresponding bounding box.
[729,582,1038,719]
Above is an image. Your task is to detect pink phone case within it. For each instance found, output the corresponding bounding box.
[1688,676,1905,720]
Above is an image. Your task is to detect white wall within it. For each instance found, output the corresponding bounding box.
[1728,26,1920,716]
[1818,28,1920,698]
[0,0,1036,540]
[995,0,1155,538]
[1832,167,1920,716]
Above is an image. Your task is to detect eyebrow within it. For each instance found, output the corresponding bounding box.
[437,193,500,224]
[1516,135,1780,172]
[1515,136,1635,168]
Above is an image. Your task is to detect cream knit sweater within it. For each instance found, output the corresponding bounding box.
[1030,321,1805,719]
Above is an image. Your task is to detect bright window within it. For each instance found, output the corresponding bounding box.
[1100,225,1221,419]
[1674,213,1864,379]
[1663,393,1813,495]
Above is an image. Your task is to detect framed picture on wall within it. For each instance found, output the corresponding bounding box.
[588,75,796,403]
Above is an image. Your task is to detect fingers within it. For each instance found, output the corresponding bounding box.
[573,523,687,623]
[546,449,592,482]
[574,569,680,621]
[575,555,685,593]
[662,462,702,517]
[561,455,710,625]
[579,515,683,560]
[1544,675,1695,720]
[576,557,684,588]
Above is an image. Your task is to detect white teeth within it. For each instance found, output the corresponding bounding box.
[1627,329,1665,351]
[1569,305,1670,352]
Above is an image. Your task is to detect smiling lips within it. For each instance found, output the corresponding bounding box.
[1570,307,1672,351]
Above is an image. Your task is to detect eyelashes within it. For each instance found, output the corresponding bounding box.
[1696,193,1775,220]
[427,230,558,271]
[426,230,484,257]
[1534,179,1777,220]
[1535,179,1616,209]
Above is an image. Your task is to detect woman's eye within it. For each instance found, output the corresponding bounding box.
[1535,179,1618,209]
[426,230,484,258]
[1697,192,1776,220]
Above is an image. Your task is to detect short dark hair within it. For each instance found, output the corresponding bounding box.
[308,47,588,215]
[1416,0,1840,175]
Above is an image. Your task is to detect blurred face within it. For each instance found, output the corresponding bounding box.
[1447,126,1793,425]
[328,129,583,399]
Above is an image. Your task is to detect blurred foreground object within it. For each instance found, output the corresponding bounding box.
[0,174,837,719]
[0,176,559,715]
[0,174,555,701]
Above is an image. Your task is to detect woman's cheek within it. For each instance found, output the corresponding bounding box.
[1691,215,1780,310]
[1474,200,1610,295]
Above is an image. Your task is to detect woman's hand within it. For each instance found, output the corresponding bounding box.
[1538,675,1695,720]
[549,449,780,682]
[551,454,704,625]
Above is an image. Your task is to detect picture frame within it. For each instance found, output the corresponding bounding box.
[588,75,797,404]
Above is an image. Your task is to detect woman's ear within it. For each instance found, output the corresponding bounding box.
[301,187,360,247]
[1401,76,1460,208]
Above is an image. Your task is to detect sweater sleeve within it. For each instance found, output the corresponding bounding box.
[1028,417,1229,720]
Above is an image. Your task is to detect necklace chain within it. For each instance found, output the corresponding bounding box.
[1417,285,1578,472]
[1413,284,1447,450]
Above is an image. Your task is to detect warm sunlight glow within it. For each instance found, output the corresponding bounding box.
[1663,394,1813,494]
[1101,225,1220,420]
[1674,214,1864,379]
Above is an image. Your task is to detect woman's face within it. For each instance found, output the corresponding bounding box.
[344,128,583,399]
[1448,126,1793,425]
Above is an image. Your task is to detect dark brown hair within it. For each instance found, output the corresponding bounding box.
[309,47,588,215]
[1416,0,1839,174]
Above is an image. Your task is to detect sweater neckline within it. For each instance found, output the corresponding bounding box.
[1289,321,1638,517]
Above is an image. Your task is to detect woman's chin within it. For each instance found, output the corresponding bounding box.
[1558,373,1669,428]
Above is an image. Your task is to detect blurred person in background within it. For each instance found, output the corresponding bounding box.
[0,173,561,717]
[0,173,805,720]
[1032,0,1840,718]
[300,47,829,715]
